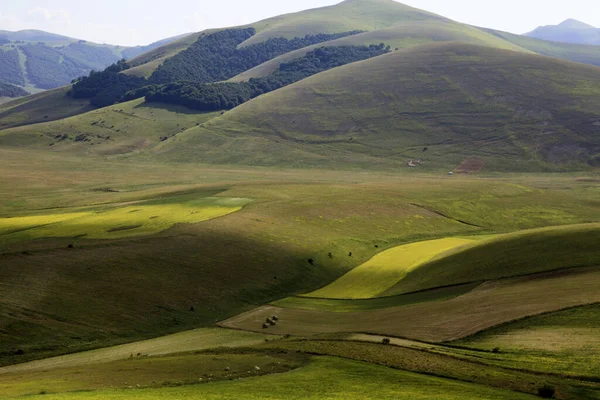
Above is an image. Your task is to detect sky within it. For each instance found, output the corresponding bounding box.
[0,0,599,47]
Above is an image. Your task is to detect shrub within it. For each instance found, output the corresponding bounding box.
[492,347,500,353]
[537,385,555,398]
[382,338,391,345]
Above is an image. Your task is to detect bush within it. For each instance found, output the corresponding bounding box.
[0,48,25,86]
[0,83,29,98]
[382,338,391,345]
[145,44,389,111]
[150,28,364,84]
[492,347,500,353]
[537,385,555,398]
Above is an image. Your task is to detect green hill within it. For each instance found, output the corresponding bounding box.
[244,0,446,46]
[382,223,600,296]
[10,0,600,130]
[230,21,529,82]
[0,87,93,130]
[157,42,600,171]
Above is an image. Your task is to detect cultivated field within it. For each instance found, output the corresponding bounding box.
[222,267,600,341]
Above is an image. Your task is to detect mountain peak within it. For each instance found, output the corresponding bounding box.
[557,19,595,30]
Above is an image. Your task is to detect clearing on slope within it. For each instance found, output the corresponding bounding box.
[159,42,600,170]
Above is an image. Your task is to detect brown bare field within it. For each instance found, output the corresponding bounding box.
[455,158,485,173]
[221,266,600,342]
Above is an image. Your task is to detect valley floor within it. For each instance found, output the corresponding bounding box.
[0,148,598,399]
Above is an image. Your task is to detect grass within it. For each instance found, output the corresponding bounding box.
[8,356,540,400]
[0,146,598,362]
[0,87,93,130]
[0,194,250,247]
[0,98,219,156]
[221,266,600,342]
[245,0,448,46]
[273,282,480,312]
[454,304,600,378]
[383,223,600,296]
[305,237,475,299]
[0,350,309,398]
[0,328,272,374]
[231,20,529,82]
[162,42,600,170]
[262,343,598,399]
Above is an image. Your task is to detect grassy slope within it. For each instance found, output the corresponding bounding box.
[231,21,529,81]
[245,0,447,46]
[0,194,250,247]
[383,223,600,296]
[123,32,208,78]
[10,356,538,400]
[0,350,309,398]
[221,266,600,342]
[0,98,219,156]
[455,304,600,377]
[0,328,270,375]
[159,43,600,170]
[273,283,480,312]
[0,87,93,130]
[306,237,475,299]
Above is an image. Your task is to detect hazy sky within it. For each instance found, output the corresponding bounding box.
[1,0,598,46]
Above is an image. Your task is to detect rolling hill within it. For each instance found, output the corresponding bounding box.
[121,0,600,83]
[526,19,600,45]
[6,0,600,137]
[154,42,600,171]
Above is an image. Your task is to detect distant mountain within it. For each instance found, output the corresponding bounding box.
[0,30,182,93]
[526,19,600,45]
[0,29,73,43]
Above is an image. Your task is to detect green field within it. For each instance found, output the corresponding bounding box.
[274,283,480,312]
[223,266,600,342]
[0,194,250,247]
[7,356,540,400]
[383,223,600,296]
[306,237,475,299]
[1,1,600,397]
[454,304,600,377]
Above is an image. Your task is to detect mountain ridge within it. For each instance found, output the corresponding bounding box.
[526,19,600,45]
[0,29,184,94]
